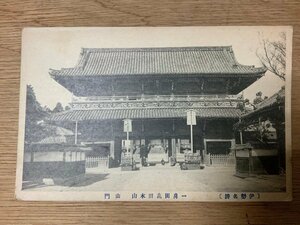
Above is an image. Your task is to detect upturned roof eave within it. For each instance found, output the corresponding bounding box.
[240,88,285,119]
[49,69,267,78]
[49,46,267,78]
[45,108,242,122]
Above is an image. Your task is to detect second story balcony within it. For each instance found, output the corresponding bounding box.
[70,94,244,110]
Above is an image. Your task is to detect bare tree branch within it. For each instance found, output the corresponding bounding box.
[256,32,286,81]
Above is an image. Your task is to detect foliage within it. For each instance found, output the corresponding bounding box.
[25,85,49,143]
[25,86,72,143]
[244,91,267,110]
[52,102,64,113]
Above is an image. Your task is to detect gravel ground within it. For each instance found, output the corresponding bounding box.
[25,164,286,192]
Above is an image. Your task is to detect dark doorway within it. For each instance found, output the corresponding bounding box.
[86,144,110,157]
[206,141,231,154]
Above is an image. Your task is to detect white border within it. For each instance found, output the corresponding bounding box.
[15,26,293,201]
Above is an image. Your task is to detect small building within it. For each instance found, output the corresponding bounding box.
[23,125,86,183]
[234,87,285,176]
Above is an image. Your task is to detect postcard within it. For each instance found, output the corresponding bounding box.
[16,26,292,201]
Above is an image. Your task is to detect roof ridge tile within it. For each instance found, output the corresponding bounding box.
[49,46,267,77]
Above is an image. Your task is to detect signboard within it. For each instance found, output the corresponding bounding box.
[123,119,132,132]
[187,110,196,125]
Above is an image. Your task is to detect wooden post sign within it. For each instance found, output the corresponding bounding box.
[187,110,196,126]
[187,110,196,153]
[123,119,132,154]
[123,119,132,133]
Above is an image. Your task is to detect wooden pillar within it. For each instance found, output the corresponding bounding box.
[110,121,115,159]
[30,151,34,162]
[237,77,241,90]
[230,139,236,154]
[177,138,181,155]
[63,151,66,162]
[172,119,175,133]
[171,80,174,95]
[171,119,176,157]
[258,116,263,141]
[142,120,145,133]
[239,132,243,145]
[202,120,207,154]
[201,78,204,94]
[75,121,78,145]
[226,79,230,94]
[110,141,115,160]
[203,138,207,154]
[190,122,193,153]
[171,138,176,158]
[173,79,178,95]
[156,80,160,95]
[111,79,115,96]
[141,80,144,96]
[238,118,243,144]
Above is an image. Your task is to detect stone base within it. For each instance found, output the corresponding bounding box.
[186,163,201,170]
[121,165,133,171]
[180,163,205,170]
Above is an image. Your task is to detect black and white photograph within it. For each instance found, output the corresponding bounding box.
[16,27,292,201]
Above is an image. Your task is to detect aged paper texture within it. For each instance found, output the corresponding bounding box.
[16,26,292,201]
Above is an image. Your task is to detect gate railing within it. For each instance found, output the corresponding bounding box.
[85,156,109,168]
[206,153,235,167]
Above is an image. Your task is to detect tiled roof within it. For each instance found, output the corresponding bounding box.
[241,88,285,118]
[255,88,285,110]
[49,47,266,77]
[34,136,67,144]
[29,124,74,144]
[55,126,74,136]
[42,124,74,136]
[48,107,242,121]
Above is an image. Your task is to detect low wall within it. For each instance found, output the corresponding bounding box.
[236,156,279,176]
[23,161,86,181]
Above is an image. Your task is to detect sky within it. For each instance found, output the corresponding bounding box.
[21,27,291,109]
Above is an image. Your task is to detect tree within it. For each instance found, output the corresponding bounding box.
[42,105,52,113]
[65,105,71,111]
[244,91,266,110]
[253,91,263,105]
[256,32,286,81]
[53,102,64,113]
[25,85,49,143]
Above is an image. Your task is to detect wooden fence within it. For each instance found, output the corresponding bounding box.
[206,154,235,167]
[85,157,109,168]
